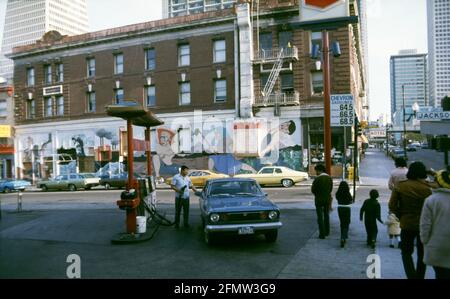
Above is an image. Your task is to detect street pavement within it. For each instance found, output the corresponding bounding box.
[0,149,437,279]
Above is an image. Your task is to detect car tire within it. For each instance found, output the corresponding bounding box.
[85,185,91,190]
[105,183,111,190]
[68,184,77,192]
[41,185,48,192]
[265,230,278,243]
[4,187,11,193]
[281,179,294,188]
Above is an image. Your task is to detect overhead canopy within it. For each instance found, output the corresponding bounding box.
[106,100,147,120]
[132,110,164,127]
[106,100,157,123]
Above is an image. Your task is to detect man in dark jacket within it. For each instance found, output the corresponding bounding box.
[311,164,333,239]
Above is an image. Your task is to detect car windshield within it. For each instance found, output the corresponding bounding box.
[208,181,262,197]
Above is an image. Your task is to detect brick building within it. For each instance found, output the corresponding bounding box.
[9,0,367,180]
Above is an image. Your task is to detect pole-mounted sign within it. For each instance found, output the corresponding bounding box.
[331,94,354,127]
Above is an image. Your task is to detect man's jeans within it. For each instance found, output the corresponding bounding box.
[401,229,426,279]
[175,197,190,227]
[316,205,330,238]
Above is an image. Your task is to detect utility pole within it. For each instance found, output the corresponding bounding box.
[322,30,332,175]
[402,84,408,160]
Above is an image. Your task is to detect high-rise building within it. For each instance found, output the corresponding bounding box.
[390,49,429,121]
[427,0,450,108]
[162,0,237,18]
[357,0,369,120]
[0,0,89,80]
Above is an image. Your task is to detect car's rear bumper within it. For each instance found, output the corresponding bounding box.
[205,222,282,233]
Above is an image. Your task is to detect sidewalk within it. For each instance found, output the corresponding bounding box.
[278,149,435,279]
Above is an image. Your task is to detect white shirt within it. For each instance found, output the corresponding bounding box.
[171,174,192,199]
[388,167,408,190]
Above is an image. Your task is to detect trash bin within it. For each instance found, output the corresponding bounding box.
[348,167,354,180]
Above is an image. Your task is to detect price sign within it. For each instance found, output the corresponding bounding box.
[331,94,354,127]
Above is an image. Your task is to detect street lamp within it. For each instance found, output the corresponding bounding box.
[401,85,420,160]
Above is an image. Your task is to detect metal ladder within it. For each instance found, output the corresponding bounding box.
[261,48,284,105]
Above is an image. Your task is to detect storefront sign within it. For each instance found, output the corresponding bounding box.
[43,85,63,96]
[0,125,11,138]
[300,0,349,22]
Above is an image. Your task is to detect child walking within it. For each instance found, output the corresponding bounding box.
[335,181,353,248]
[385,212,401,248]
[360,189,384,248]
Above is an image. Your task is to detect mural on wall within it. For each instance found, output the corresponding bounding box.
[15,118,302,179]
[150,118,303,178]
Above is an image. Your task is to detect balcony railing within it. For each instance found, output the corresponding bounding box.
[254,91,300,107]
[253,46,298,63]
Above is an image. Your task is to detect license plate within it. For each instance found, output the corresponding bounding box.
[238,227,254,235]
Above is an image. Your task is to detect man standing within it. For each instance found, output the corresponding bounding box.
[170,165,198,229]
[388,157,408,190]
[311,164,333,239]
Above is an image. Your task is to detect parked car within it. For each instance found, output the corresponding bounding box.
[99,172,141,190]
[196,178,282,245]
[0,179,31,193]
[391,149,407,160]
[406,145,417,152]
[234,166,309,188]
[38,173,100,191]
[165,170,229,188]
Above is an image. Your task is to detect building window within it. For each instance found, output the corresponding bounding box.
[279,31,293,50]
[145,48,155,71]
[0,100,6,117]
[87,58,95,77]
[311,71,324,94]
[56,63,64,82]
[213,40,226,63]
[281,73,294,93]
[27,67,35,86]
[44,97,53,117]
[26,99,35,119]
[311,31,323,52]
[115,88,124,104]
[145,86,156,107]
[44,65,52,84]
[56,96,64,116]
[178,44,190,66]
[87,92,96,113]
[214,79,226,102]
[114,53,124,74]
[179,82,191,105]
[260,73,269,90]
[259,32,272,51]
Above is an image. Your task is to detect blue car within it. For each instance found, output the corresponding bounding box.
[0,179,31,193]
[196,178,282,245]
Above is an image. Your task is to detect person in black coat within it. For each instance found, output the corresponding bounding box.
[335,181,353,248]
[360,189,384,248]
[311,164,333,239]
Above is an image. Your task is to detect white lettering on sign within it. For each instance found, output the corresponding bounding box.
[416,110,450,121]
[331,94,354,127]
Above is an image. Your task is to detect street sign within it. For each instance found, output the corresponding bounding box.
[416,109,450,121]
[331,94,354,127]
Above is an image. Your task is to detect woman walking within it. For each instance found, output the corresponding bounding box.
[335,181,353,248]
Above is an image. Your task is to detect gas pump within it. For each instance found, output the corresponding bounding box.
[106,101,164,244]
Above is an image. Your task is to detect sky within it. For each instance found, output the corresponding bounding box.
[0,0,428,122]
